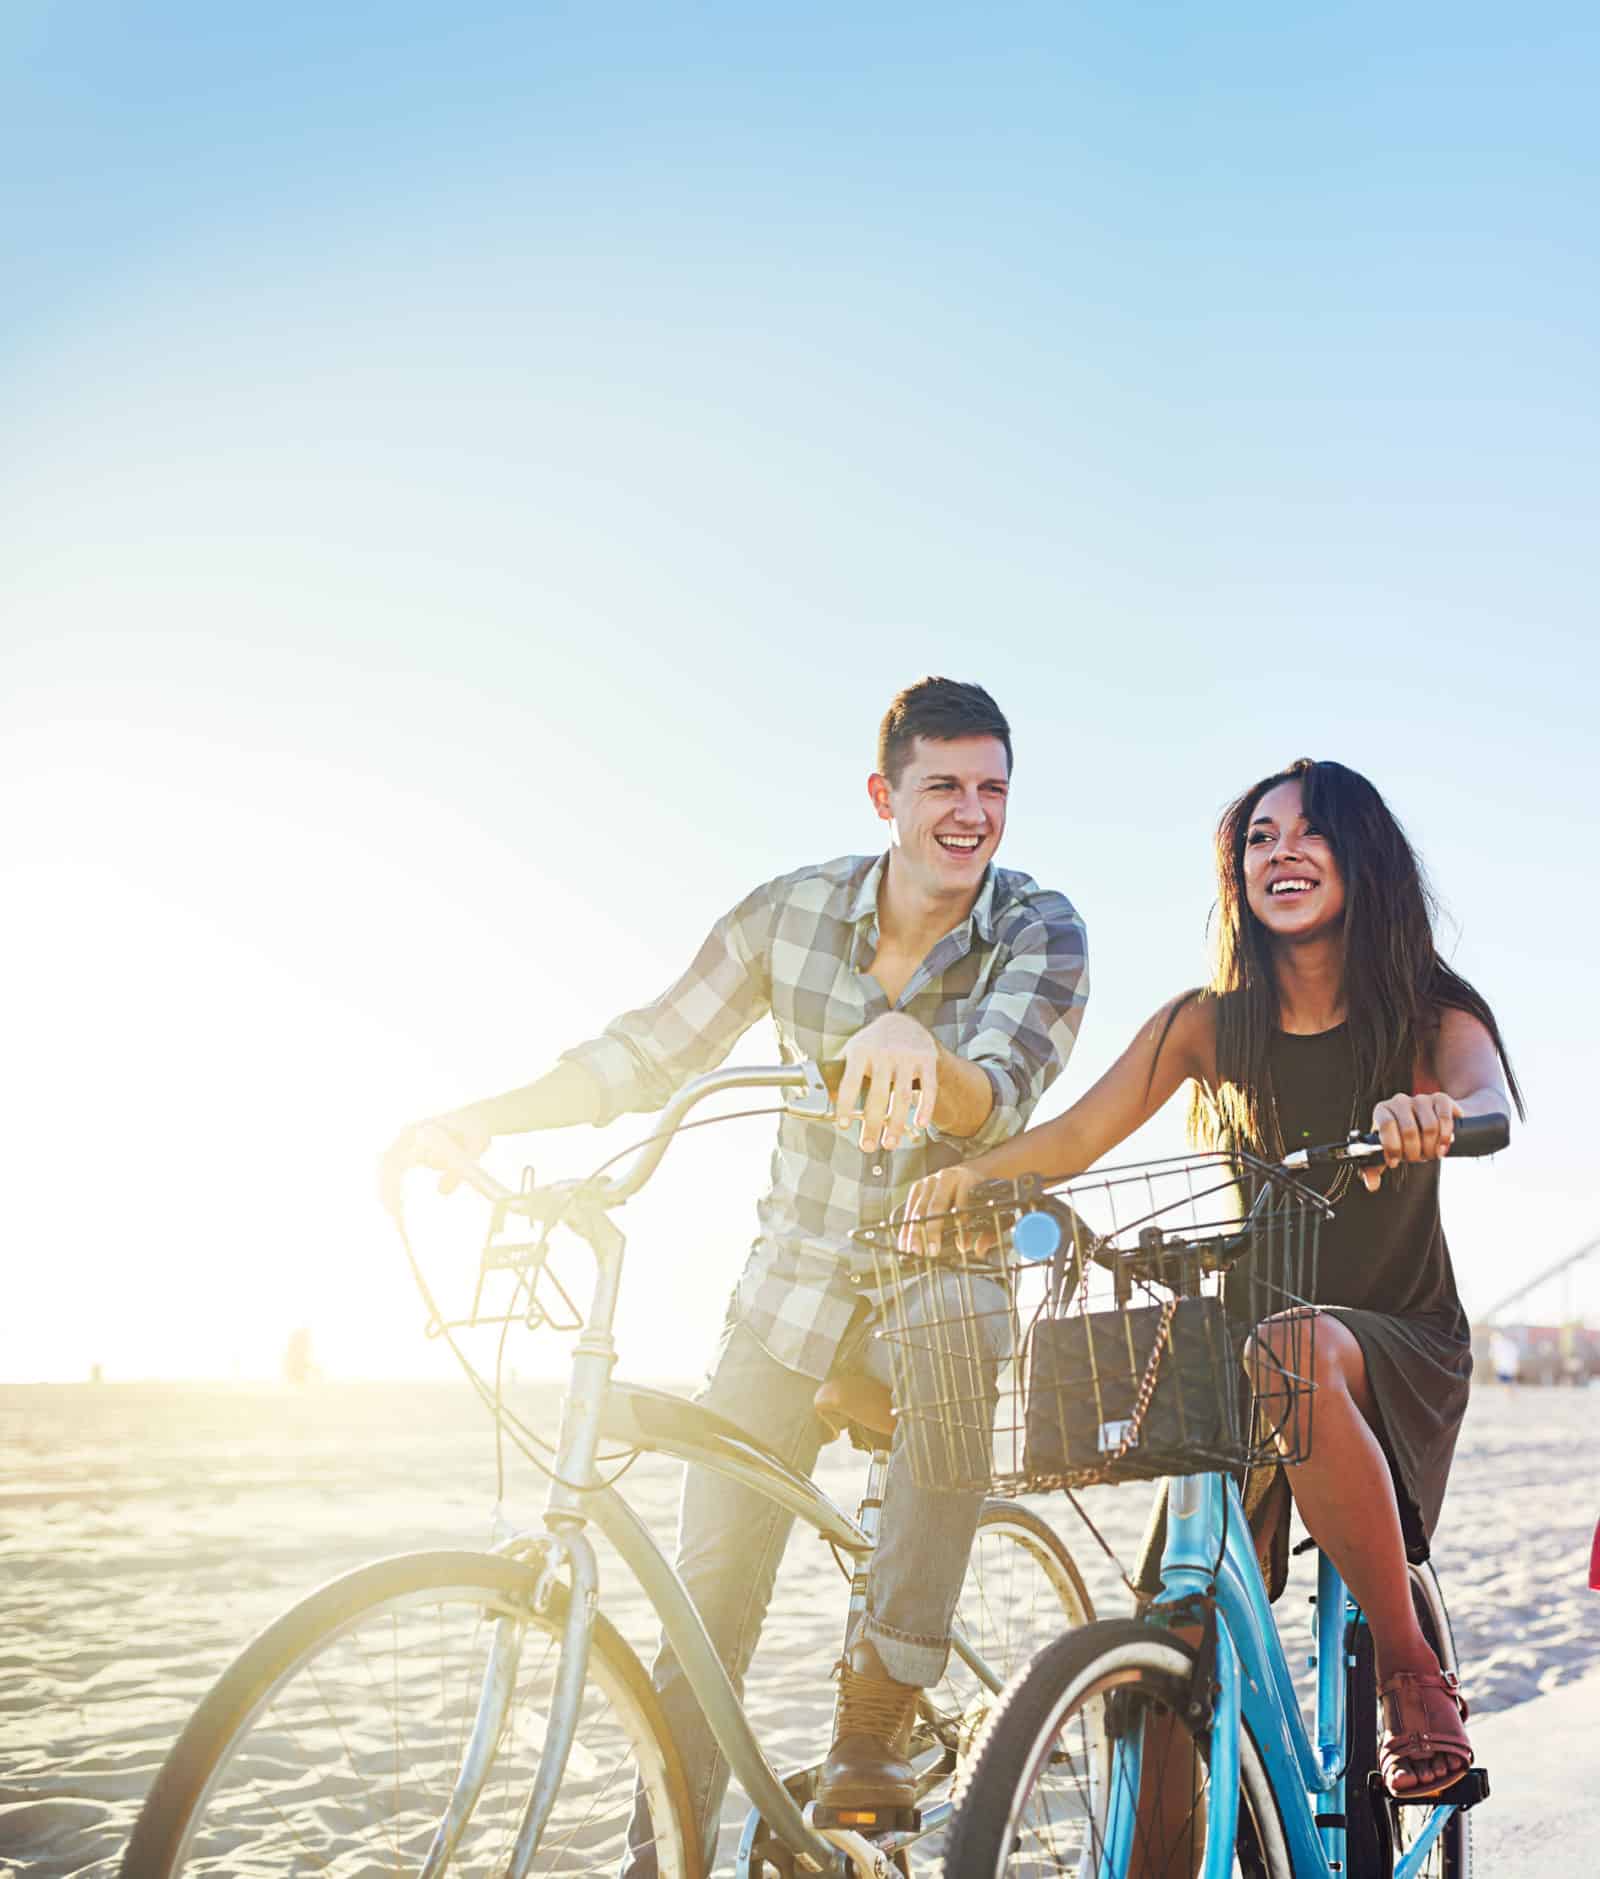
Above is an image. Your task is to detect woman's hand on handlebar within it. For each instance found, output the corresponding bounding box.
[1361,1091,1463,1191]
[896,1161,986,1258]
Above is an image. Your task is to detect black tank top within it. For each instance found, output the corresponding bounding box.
[1267,1024,1465,1326]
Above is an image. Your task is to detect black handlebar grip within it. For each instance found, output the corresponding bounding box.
[1305,1110,1513,1169]
[969,1174,1041,1207]
[1447,1112,1510,1158]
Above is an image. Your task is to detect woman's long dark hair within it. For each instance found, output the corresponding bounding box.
[1188,758,1524,1152]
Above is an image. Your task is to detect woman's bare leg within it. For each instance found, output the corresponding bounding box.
[1249,1312,1464,1792]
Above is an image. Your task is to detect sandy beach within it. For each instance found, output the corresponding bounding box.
[2,1376,1596,1875]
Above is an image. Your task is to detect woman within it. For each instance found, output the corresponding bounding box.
[901,758,1522,1799]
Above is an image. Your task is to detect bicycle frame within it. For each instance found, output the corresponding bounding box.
[1119,1467,1460,1879]
[426,1061,1013,1877]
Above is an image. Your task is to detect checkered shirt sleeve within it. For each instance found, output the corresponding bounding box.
[561,882,777,1124]
[937,898,1090,1152]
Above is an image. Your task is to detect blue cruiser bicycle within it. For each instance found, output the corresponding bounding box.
[862,1114,1507,1879]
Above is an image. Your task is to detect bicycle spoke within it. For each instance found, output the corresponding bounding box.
[139,1568,683,1878]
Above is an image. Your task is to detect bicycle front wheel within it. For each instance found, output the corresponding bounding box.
[944,1619,1291,1878]
[121,1549,697,1878]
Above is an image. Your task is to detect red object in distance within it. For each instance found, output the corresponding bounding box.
[1590,1517,1600,1593]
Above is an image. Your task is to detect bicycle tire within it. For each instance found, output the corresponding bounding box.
[943,1618,1292,1877]
[972,1500,1096,1629]
[1345,1561,1472,1879]
[120,1548,699,1878]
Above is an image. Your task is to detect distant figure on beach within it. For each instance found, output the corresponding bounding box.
[388,676,1090,1875]
[906,758,1524,1803]
[1490,1328,1521,1384]
[282,1327,317,1387]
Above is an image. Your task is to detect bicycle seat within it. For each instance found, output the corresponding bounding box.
[813,1376,895,1442]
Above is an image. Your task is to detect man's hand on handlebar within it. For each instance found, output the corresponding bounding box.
[835,1012,939,1153]
[379,1116,491,1215]
[379,1063,606,1214]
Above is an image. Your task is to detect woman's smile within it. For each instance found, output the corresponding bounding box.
[1244,780,1347,936]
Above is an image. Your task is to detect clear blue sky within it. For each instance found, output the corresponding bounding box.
[3,3,1596,1380]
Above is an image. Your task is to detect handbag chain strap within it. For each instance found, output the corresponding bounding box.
[1100,1294,1179,1472]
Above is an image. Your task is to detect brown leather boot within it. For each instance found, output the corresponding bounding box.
[813,1637,920,1819]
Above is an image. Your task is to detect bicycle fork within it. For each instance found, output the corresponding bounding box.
[417,1526,599,1879]
[1098,1626,1245,1879]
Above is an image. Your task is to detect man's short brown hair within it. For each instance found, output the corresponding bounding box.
[877,677,1013,786]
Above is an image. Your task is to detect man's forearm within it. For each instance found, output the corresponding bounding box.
[929,1045,995,1139]
[447,1059,603,1138]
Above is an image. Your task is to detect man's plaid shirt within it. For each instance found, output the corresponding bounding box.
[564,853,1090,1379]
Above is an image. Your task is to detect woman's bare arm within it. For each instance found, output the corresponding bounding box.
[968,992,1210,1180]
[1429,1006,1513,1115]
[1363,1005,1513,1186]
[897,994,1210,1246]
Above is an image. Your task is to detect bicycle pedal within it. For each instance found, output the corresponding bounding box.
[1373,1765,1490,1810]
[808,1801,920,1834]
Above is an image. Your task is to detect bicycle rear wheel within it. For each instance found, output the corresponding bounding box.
[121,1549,697,1878]
[913,1497,1095,1864]
[1345,1560,1472,1879]
[943,1619,1290,1877]
[930,1500,1095,1744]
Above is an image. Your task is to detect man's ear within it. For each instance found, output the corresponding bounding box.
[867,771,894,823]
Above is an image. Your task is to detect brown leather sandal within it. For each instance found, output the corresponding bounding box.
[1378,1667,1471,1800]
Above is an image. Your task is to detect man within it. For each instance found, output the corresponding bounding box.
[400,676,1088,1874]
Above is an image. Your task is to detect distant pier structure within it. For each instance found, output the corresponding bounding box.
[1473,1230,1600,1385]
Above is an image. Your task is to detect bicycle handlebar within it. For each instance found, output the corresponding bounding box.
[1282,1110,1510,1172]
[950,1116,1507,1282]
[412,1060,832,1220]
[600,1060,829,1202]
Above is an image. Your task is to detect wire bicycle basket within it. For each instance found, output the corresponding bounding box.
[851,1151,1326,1496]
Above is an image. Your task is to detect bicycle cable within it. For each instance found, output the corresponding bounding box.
[1059,1486,1147,1607]
[393,1211,646,1497]
[395,1101,793,1499]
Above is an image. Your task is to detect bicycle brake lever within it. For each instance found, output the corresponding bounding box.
[780,1059,832,1118]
